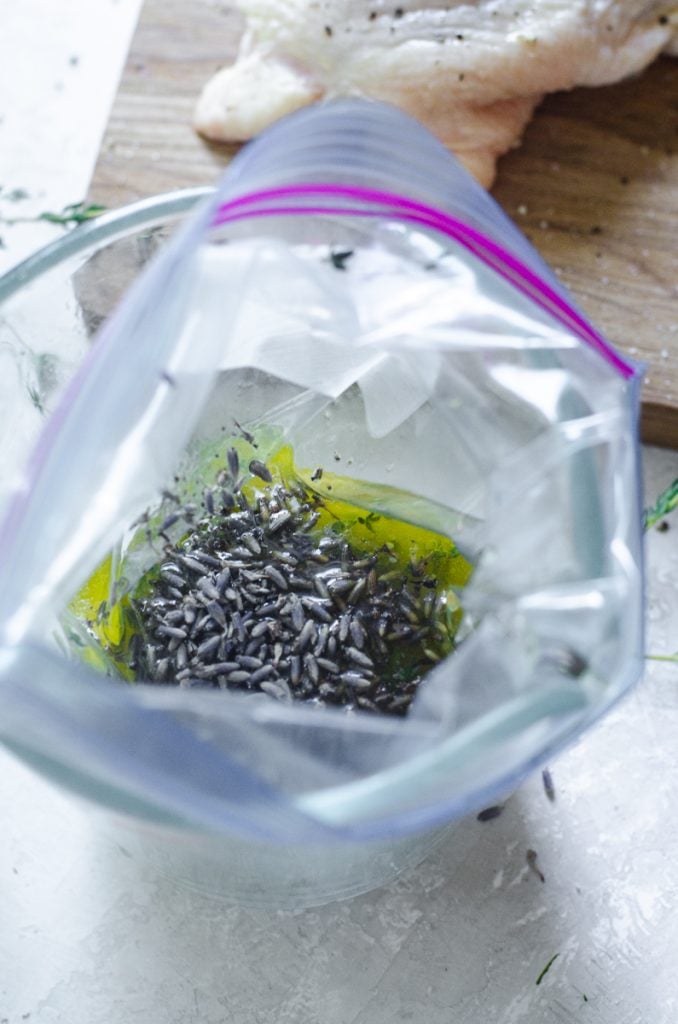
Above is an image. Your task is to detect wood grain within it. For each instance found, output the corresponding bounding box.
[91,0,678,447]
[91,0,242,206]
[493,59,678,449]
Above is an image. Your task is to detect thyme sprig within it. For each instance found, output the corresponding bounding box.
[38,201,107,225]
[0,200,106,228]
[644,477,678,530]
[535,953,559,986]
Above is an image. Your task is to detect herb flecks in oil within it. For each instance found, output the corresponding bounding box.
[73,444,471,715]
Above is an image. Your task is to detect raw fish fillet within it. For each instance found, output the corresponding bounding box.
[194,1,678,185]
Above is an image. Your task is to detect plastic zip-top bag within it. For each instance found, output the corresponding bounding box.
[0,101,643,866]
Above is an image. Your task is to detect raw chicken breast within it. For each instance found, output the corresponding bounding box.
[194,1,678,185]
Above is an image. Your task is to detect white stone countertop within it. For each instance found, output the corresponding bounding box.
[1,5,677,1023]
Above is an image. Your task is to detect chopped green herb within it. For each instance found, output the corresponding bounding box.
[38,201,107,226]
[535,953,559,986]
[645,479,678,665]
[0,187,30,202]
[646,651,678,664]
[0,199,106,228]
[357,511,381,531]
[644,478,678,530]
[27,386,44,413]
[329,248,354,271]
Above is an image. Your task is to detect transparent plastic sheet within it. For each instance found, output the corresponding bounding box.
[0,100,644,843]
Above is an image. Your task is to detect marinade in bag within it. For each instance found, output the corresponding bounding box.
[0,100,643,843]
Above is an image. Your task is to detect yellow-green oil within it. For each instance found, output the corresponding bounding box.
[69,443,473,687]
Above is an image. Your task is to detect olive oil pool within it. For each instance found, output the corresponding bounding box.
[71,443,472,716]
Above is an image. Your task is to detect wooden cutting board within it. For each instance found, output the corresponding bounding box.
[91,0,678,447]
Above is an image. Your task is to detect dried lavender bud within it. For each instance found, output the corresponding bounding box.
[227,447,239,479]
[249,459,273,483]
[477,806,502,822]
[119,450,461,716]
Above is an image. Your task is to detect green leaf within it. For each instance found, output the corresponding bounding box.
[535,953,559,986]
[644,478,678,530]
[38,201,107,226]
